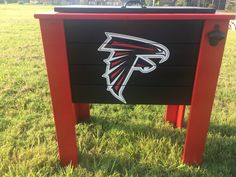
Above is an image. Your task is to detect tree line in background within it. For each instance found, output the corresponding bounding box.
[0,0,235,11]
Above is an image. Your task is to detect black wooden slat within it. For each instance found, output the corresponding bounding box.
[67,43,200,65]
[71,85,192,104]
[69,65,196,86]
[64,20,203,43]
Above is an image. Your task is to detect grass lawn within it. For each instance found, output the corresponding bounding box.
[0,4,236,177]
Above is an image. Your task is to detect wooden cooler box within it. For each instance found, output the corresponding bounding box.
[35,5,234,166]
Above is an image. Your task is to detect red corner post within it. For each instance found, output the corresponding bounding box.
[182,20,230,165]
[39,19,78,166]
[165,105,185,128]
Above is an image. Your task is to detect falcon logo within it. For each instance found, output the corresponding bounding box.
[98,32,170,103]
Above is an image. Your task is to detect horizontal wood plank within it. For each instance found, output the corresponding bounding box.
[64,20,203,43]
[71,85,192,104]
[69,65,196,86]
[67,43,200,65]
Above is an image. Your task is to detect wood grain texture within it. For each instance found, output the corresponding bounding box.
[71,85,192,104]
[67,43,200,65]
[64,20,203,43]
[70,65,196,86]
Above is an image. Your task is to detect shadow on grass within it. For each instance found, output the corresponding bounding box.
[91,116,186,145]
[78,151,183,177]
[208,122,236,137]
[202,122,236,175]
[76,116,187,176]
[76,116,236,176]
[201,135,236,177]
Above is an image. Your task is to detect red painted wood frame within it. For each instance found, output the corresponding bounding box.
[36,13,234,166]
[39,19,90,166]
[166,105,185,128]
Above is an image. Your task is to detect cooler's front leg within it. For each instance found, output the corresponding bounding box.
[39,19,78,166]
[182,20,230,165]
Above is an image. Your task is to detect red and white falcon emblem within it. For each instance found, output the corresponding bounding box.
[98,32,170,103]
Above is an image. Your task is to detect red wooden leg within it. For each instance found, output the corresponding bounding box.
[73,103,90,123]
[165,105,185,128]
[39,19,78,166]
[176,105,185,128]
[165,105,178,125]
[182,20,230,165]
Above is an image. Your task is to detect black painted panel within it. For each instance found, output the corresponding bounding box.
[71,85,192,104]
[70,65,195,86]
[64,20,203,43]
[67,43,200,66]
[64,19,202,104]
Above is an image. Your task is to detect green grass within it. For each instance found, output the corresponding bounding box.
[0,4,236,177]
